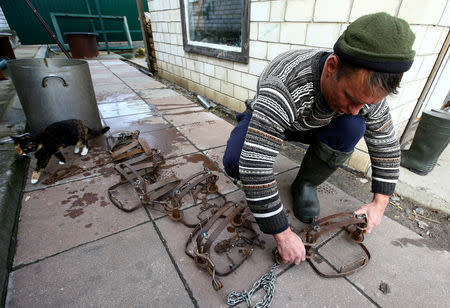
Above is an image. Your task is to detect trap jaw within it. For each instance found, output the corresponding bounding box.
[273,212,371,278]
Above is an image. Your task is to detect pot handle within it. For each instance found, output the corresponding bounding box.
[42,75,68,88]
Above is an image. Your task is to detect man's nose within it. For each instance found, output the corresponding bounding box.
[350,104,362,115]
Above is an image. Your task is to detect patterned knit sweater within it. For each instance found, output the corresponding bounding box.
[240,49,400,234]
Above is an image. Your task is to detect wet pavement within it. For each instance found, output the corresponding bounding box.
[3,56,450,307]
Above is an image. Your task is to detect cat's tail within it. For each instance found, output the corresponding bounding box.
[88,126,110,139]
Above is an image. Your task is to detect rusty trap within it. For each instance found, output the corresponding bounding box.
[105,138,372,299]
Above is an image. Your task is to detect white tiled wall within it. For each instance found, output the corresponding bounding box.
[148,0,449,173]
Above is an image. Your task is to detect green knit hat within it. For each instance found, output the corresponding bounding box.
[334,12,416,73]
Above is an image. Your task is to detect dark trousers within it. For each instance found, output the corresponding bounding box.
[223,112,366,179]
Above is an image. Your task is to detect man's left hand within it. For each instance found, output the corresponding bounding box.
[354,193,389,233]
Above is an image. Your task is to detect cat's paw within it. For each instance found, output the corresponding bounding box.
[31,171,40,184]
[81,146,88,156]
[59,161,65,165]
[74,146,80,154]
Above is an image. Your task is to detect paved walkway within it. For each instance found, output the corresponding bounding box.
[5,58,450,307]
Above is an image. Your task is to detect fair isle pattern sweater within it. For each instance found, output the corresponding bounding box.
[240,49,401,234]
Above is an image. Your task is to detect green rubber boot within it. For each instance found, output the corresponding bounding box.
[401,109,450,175]
[291,141,353,224]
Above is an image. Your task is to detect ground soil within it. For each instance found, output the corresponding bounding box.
[152,72,450,253]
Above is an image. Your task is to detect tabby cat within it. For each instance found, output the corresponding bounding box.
[11,119,110,184]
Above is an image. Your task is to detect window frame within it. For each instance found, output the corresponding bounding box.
[179,0,250,63]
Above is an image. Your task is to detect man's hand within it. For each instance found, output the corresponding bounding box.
[273,227,306,265]
[354,193,389,233]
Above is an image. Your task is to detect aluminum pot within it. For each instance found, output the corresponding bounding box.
[8,58,101,134]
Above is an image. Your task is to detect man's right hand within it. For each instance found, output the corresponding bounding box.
[273,227,306,265]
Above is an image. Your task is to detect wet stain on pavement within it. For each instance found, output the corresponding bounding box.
[391,237,443,251]
[185,153,218,171]
[143,128,186,155]
[64,192,100,219]
[61,194,80,205]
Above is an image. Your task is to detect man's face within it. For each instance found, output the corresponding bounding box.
[321,56,387,115]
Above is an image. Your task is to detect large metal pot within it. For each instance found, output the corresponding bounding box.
[8,58,101,134]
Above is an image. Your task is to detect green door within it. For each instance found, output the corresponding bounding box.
[0,0,148,45]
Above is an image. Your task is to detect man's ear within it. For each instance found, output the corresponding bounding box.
[324,54,339,76]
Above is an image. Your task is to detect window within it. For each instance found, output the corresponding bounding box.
[180,0,249,63]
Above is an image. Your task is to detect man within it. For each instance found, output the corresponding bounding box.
[222,12,415,264]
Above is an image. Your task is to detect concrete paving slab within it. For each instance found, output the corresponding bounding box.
[274,169,450,306]
[146,95,198,109]
[155,190,277,307]
[90,72,117,79]
[103,113,171,133]
[121,76,166,90]
[114,70,150,78]
[98,100,158,118]
[156,189,372,307]
[177,120,234,150]
[100,60,126,66]
[339,217,450,307]
[14,174,149,267]
[108,65,138,72]
[162,105,205,115]
[138,128,198,159]
[136,88,181,99]
[164,109,223,127]
[92,76,124,86]
[96,93,141,105]
[147,96,202,115]
[23,136,114,192]
[89,68,112,76]
[7,223,194,308]
[397,144,450,213]
[94,84,138,104]
[158,153,239,197]
[204,146,298,175]
[273,264,376,307]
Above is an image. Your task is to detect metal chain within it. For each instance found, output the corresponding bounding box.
[227,263,280,308]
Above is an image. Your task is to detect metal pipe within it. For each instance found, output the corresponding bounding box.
[85,0,97,34]
[94,0,110,54]
[197,95,212,109]
[23,0,71,58]
[122,16,133,49]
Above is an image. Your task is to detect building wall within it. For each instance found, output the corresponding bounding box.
[147,0,450,174]
[0,6,10,30]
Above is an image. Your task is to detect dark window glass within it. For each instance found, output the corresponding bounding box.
[180,0,249,63]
